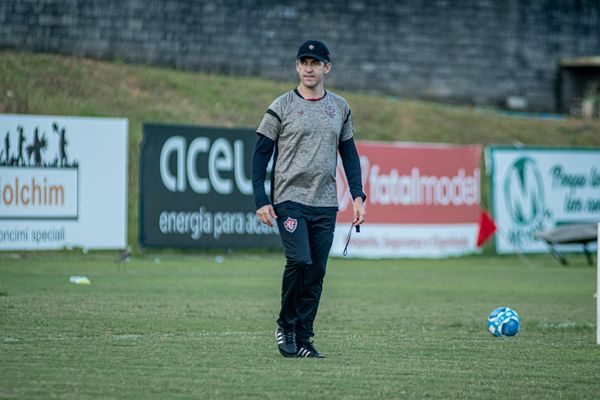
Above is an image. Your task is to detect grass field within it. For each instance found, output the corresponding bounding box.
[1,251,599,399]
[2,51,600,399]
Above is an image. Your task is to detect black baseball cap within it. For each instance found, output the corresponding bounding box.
[297,40,331,63]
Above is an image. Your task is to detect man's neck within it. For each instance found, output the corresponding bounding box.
[296,84,325,100]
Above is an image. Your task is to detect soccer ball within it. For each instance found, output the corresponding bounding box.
[487,307,520,337]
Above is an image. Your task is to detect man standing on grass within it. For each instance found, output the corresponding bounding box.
[252,40,366,358]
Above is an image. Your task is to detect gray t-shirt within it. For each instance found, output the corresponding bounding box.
[257,89,354,207]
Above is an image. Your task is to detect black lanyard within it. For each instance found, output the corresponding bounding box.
[342,225,360,256]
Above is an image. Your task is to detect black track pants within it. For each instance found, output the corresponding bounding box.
[274,201,337,344]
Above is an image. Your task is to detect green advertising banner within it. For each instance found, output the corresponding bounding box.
[487,146,600,254]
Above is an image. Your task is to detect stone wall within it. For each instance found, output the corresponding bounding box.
[1,0,599,111]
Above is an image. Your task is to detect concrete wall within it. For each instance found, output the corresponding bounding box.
[1,0,599,111]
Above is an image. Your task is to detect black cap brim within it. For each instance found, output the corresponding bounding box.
[297,53,329,63]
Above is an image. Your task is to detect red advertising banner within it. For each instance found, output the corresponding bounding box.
[332,141,482,258]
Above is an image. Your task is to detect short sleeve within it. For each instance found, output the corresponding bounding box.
[340,109,355,142]
[257,97,284,141]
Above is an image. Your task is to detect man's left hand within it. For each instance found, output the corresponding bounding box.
[352,197,366,226]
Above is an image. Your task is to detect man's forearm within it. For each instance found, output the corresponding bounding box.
[338,138,366,201]
[252,133,275,209]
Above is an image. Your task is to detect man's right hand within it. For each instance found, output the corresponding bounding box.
[256,204,278,227]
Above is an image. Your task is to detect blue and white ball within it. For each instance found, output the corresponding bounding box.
[487,307,520,337]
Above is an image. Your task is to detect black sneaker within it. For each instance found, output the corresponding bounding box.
[275,326,297,357]
[297,341,325,358]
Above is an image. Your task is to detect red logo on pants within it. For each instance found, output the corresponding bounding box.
[283,217,297,233]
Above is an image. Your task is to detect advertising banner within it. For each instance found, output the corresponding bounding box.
[487,146,600,254]
[0,114,128,250]
[331,142,482,258]
[140,123,279,248]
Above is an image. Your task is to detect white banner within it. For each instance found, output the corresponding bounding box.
[0,114,128,250]
[487,146,600,254]
[331,223,478,258]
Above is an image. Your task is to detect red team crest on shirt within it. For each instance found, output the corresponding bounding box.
[283,217,298,233]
